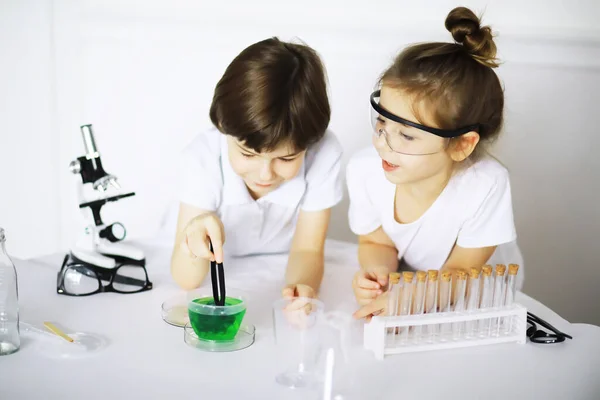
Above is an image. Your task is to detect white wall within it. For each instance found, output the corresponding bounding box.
[1,0,599,325]
[0,0,59,257]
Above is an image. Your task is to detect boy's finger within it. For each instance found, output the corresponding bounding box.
[282,285,296,298]
[205,223,224,263]
[285,297,313,314]
[296,285,315,298]
[185,233,212,260]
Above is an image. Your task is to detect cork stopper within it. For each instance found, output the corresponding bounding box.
[389,272,401,284]
[416,271,427,283]
[402,271,414,283]
[469,267,480,279]
[508,264,519,276]
[427,270,438,281]
[457,270,467,280]
[441,271,452,282]
[482,265,492,277]
[496,264,507,276]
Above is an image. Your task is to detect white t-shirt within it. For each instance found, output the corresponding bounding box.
[347,147,524,288]
[179,128,344,256]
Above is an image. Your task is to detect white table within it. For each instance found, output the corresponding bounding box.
[2,238,599,400]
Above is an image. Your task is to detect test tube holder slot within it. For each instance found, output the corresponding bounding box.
[364,303,527,360]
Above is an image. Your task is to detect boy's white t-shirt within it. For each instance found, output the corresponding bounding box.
[178,127,343,256]
[347,147,523,287]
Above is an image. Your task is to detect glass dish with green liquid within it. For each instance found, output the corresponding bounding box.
[188,296,246,341]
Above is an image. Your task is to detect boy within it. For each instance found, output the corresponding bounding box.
[170,37,343,299]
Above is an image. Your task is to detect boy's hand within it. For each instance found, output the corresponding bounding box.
[183,212,225,263]
[281,285,318,326]
[282,283,316,300]
[352,266,389,306]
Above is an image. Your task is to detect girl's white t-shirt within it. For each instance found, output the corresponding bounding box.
[178,128,344,257]
[347,147,523,287]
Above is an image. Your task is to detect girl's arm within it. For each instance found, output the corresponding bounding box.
[351,227,399,307]
[441,244,497,275]
[170,202,224,290]
[281,208,331,298]
[358,227,399,273]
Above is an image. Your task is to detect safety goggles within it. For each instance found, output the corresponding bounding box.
[370,90,479,156]
[526,312,573,344]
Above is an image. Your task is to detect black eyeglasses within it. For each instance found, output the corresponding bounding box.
[57,255,153,296]
[527,312,573,344]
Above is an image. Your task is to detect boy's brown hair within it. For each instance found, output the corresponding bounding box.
[210,37,330,153]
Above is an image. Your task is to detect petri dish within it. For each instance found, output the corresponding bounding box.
[183,323,255,352]
[31,332,108,359]
[161,295,190,327]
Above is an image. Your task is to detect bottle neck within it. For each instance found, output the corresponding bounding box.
[0,240,8,261]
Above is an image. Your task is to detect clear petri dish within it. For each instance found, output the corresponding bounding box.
[161,295,189,327]
[31,332,108,359]
[183,323,255,352]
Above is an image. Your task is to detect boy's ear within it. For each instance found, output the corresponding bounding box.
[449,131,480,162]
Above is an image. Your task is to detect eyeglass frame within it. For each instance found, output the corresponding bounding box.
[56,254,153,296]
[370,90,480,139]
[526,312,573,344]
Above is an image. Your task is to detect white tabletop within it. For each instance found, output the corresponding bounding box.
[1,238,599,400]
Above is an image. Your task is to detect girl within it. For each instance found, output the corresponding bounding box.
[171,37,343,299]
[348,7,523,319]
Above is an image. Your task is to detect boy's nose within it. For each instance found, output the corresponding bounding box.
[259,160,274,181]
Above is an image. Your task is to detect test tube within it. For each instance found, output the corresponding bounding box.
[465,266,481,303]
[465,267,481,338]
[386,272,401,339]
[452,271,467,340]
[491,264,507,336]
[502,264,520,335]
[438,271,452,341]
[398,271,414,344]
[411,271,427,342]
[425,270,439,342]
[478,265,493,337]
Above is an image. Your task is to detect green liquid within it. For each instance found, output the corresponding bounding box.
[189,297,246,341]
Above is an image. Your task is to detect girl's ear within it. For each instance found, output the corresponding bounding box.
[449,131,480,162]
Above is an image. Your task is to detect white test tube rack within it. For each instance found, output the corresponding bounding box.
[364,303,527,360]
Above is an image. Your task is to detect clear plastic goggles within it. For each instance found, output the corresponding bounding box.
[370,90,478,156]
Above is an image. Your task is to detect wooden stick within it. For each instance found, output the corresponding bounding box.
[43,322,74,343]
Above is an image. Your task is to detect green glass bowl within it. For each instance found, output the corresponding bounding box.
[187,293,246,341]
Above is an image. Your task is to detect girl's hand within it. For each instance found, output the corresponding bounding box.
[352,266,389,306]
[353,292,388,321]
[182,212,225,263]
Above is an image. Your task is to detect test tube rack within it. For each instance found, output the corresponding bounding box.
[364,303,527,360]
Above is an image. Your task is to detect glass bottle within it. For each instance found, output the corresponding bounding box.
[0,227,20,355]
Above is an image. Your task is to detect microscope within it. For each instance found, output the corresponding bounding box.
[66,124,145,269]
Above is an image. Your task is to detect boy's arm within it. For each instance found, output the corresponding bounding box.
[282,208,331,298]
[170,202,221,290]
